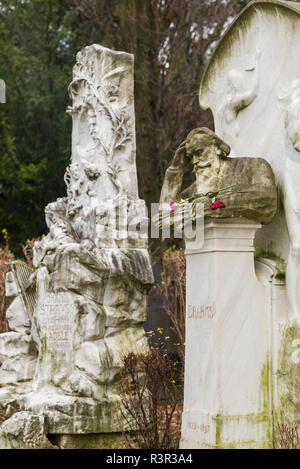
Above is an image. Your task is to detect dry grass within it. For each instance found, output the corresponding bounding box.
[119,348,183,449]
[0,230,15,332]
[275,422,300,449]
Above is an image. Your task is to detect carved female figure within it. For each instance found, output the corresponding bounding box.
[284,79,300,321]
[217,47,261,142]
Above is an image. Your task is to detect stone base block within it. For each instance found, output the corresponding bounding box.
[0,412,57,449]
[23,392,125,434]
[0,410,127,449]
[49,433,125,449]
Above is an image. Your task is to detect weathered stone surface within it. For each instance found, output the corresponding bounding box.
[0,356,37,385]
[275,322,300,426]
[0,412,56,449]
[5,297,31,333]
[1,44,153,448]
[0,332,38,406]
[6,296,30,334]
[22,393,125,434]
[0,333,35,362]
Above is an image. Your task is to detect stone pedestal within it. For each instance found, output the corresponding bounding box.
[180,219,273,449]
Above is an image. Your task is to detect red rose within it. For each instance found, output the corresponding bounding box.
[210,201,225,210]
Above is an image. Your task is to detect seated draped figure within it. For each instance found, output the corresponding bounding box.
[160,127,277,224]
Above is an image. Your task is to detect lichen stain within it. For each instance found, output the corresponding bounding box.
[275,323,300,427]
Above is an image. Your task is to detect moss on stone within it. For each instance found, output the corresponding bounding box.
[275,323,300,427]
[212,353,273,449]
[214,412,273,448]
[260,353,271,413]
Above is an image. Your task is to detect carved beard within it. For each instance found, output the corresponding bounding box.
[193,161,211,171]
[194,168,219,193]
[193,154,222,193]
[193,153,221,174]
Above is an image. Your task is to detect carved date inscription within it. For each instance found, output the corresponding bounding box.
[186,420,210,434]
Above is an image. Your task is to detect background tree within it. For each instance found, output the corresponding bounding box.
[0,0,104,253]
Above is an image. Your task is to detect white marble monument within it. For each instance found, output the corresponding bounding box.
[164,0,300,449]
[160,125,277,448]
[0,45,153,449]
[199,0,300,443]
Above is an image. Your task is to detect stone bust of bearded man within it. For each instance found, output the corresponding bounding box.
[160,127,277,224]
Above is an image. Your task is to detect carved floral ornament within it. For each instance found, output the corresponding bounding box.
[67,48,132,167]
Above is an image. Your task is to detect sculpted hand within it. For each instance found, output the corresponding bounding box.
[171,140,187,169]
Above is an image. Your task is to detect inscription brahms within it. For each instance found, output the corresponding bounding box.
[187,304,215,320]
